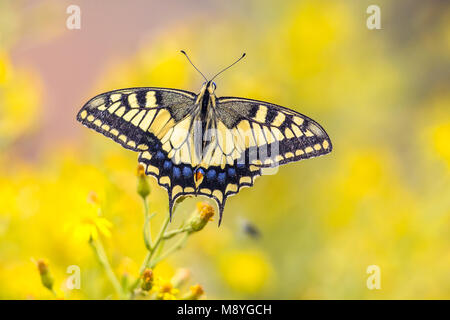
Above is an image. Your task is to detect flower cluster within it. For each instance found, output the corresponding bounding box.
[188,202,215,232]
[34,166,211,299]
[137,268,204,300]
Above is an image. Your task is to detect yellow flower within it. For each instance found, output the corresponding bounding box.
[0,51,41,144]
[152,278,179,300]
[182,284,204,300]
[0,50,9,84]
[430,122,450,167]
[159,292,177,300]
[188,202,215,232]
[72,216,112,242]
[198,202,215,221]
[64,192,112,243]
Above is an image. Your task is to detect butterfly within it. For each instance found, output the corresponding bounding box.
[76,51,332,224]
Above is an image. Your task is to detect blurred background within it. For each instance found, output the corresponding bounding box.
[0,0,449,299]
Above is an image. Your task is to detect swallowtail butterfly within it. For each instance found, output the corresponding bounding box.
[77,52,332,224]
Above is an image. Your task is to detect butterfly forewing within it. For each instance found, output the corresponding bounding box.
[77,87,197,152]
[216,97,332,168]
[77,87,205,215]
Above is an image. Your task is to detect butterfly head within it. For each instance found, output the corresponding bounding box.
[199,80,217,97]
[206,81,217,95]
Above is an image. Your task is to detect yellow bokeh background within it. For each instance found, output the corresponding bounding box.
[0,0,449,299]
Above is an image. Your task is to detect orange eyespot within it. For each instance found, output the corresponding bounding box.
[194,170,203,183]
[194,169,205,189]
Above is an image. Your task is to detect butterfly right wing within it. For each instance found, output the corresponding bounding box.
[214,96,332,170]
[196,96,333,218]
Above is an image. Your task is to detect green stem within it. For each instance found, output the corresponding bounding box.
[142,198,152,250]
[129,201,192,297]
[130,211,172,295]
[162,226,191,240]
[145,213,171,269]
[149,232,189,268]
[89,237,124,299]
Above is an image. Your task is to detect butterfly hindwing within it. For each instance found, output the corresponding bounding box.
[138,150,261,224]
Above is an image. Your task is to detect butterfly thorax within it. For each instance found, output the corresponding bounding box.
[192,81,217,163]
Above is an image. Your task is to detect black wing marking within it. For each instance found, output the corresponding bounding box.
[191,96,333,223]
[138,150,261,225]
[77,87,202,218]
[77,87,197,153]
[77,87,253,223]
[215,96,332,167]
[77,89,332,225]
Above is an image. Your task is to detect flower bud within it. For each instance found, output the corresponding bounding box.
[36,259,54,292]
[87,191,100,205]
[137,164,150,199]
[182,284,204,300]
[188,202,215,232]
[141,268,154,291]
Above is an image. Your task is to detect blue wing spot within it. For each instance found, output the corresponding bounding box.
[163,161,172,171]
[183,167,193,179]
[156,151,165,160]
[236,163,245,170]
[206,169,217,181]
[173,167,181,179]
[228,168,236,177]
[218,172,226,185]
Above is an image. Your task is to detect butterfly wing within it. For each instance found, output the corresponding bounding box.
[77,87,203,214]
[215,96,333,166]
[77,87,197,152]
[77,88,332,224]
[195,96,333,223]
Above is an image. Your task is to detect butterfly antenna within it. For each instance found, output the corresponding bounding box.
[211,53,246,81]
[180,50,208,82]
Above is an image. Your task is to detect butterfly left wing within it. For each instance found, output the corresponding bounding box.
[77,87,197,152]
[77,87,247,222]
[77,87,204,215]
